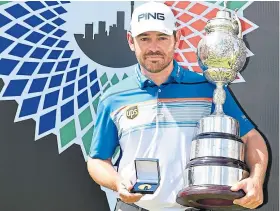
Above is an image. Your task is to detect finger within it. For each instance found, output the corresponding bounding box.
[129,192,143,197]
[118,187,129,195]
[238,188,264,208]
[120,191,143,203]
[245,198,263,209]
[246,203,260,209]
[130,193,144,202]
[233,195,251,205]
[241,201,257,209]
[119,188,143,200]
[121,180,133,191]
[231,181,245,191]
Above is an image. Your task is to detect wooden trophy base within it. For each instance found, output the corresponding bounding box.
[176,185,247,210]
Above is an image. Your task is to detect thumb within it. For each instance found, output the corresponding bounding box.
[231,181,244,191]
[121,179,133,191]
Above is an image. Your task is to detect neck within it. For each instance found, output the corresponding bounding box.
[140,61,174,86]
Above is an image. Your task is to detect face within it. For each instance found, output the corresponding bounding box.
[127,31,180,73]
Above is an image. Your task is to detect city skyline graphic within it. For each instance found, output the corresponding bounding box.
[74,6,137,68]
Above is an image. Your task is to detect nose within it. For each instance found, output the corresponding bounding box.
[148,40,160,52]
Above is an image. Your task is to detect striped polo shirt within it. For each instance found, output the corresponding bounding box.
[89,60,254,211]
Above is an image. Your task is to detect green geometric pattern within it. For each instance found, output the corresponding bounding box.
[79,107,93,130]
[0,1,9,5]
[111,74,120,85]
[103,83,111,93]
[100,73,109,86]
[82,126,95,154]
[122,73,128,80]
[92,95,101,113]
[219,1,248,10]
[208,1,248,10]
[59,72,129,155]
[60,120,76,148]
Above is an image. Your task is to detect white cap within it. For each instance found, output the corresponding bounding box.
[130,1,177,37]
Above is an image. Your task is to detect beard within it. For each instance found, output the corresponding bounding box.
[138,50,174,73]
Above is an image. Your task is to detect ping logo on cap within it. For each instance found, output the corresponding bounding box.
[138,13,165,22]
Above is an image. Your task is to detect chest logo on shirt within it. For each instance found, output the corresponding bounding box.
[126,106,139,120]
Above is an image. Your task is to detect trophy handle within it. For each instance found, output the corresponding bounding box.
[233,9,243,39]
[221,1,243,39]
[222,1,227,11]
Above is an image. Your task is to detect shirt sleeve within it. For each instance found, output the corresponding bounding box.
[222,86,255,137]
[89,98,119,160]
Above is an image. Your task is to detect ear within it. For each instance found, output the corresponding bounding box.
[127,32,135,52]
[174,30,181,49]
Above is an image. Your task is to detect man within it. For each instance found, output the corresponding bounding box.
[87,2,268,211]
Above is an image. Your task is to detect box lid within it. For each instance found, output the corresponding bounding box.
[134,158,160,183]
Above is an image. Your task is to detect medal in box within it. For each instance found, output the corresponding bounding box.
[131,158,161,194]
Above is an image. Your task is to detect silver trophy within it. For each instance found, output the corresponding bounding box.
[176,4,250,211]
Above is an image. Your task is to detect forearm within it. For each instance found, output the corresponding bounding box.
[243,129,268,185]
[87,157,121,192]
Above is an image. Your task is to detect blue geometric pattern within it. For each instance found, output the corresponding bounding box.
[39,109,56,134]
[61,99,74,122]
[30,47,49,59]
[25,31,45,43]
[0,36,13,53]
[9,43,32,57]
[25,1,45,11]
[0,1,130,161]
[0,59,19,75]
[6,23,29,38]
[3,79,29,96]
[17,62,39,75]
[0,13,11,27]
[28,78,48,93]
[5,4,29,18]
[20,96,41,117]
[24,15,44,27]
[0,1,105,160]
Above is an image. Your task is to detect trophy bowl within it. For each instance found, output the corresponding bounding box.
[196,10,247,85]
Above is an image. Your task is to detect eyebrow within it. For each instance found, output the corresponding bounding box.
[137,33,149,37]
[157,33,169,36]
[137,33,169,37]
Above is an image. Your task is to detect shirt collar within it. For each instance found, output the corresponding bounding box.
[135,60,183,89]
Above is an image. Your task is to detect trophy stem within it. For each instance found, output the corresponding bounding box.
[213,82,226,115]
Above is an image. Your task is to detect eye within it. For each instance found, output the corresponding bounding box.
[158,36,168,40]
[140,37,149,41]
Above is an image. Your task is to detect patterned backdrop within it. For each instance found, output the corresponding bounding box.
[0,1,257,162]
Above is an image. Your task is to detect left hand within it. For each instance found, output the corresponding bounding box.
[230,176,264,209]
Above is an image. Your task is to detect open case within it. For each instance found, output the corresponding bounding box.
[130,158,161,194]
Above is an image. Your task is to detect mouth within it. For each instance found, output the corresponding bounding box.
[145,55,164,59]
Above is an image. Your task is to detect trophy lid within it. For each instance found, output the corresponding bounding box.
[216,10,231,19]
[205,10,235,34]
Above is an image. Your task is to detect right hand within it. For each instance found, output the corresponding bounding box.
[117,179,143,203]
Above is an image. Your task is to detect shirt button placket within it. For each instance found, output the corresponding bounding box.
[157,87,164,119]
[157,88,161,106]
